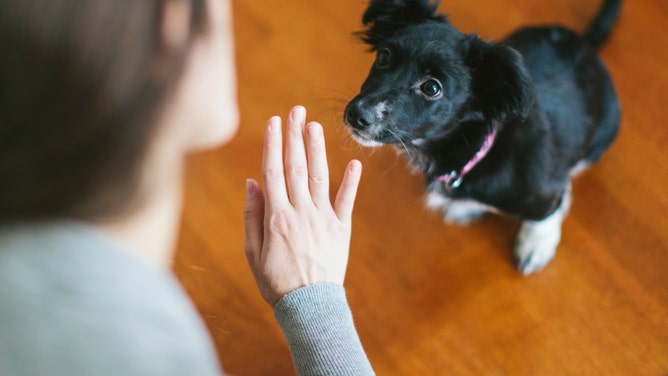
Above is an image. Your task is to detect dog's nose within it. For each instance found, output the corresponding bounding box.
[344,104,375,130]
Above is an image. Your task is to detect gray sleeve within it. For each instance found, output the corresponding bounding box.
[273,283,375,376]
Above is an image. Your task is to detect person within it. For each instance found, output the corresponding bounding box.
[0,0,374,375]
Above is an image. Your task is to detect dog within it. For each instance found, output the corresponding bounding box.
[343,0,622,274]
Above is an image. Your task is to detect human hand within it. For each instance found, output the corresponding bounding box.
[243,106,363,307]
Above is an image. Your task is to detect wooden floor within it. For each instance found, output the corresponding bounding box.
[174,0,668,375]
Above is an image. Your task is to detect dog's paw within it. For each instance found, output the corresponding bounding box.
[514,186,571,275]
[514,220,561,275]
[425,191,485,224]
[444,202,486,225]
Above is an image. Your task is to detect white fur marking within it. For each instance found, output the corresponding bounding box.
[353,137,384,147]
[515,185,572,275]
[411,138,425,146]
[570,161,591,177]
[374,101,387,121]
[425,189,494,225]
[425,190,451,212]
[443,200,490,225]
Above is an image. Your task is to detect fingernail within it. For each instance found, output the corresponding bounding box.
[290,106,306,122]
[307,124,321,140]
[268,116,281,133]
[349,160,361,174]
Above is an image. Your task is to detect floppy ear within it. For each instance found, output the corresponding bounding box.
[466,37,535,122]
[357,0,447,50]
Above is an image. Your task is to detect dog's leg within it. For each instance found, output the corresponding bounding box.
[443,200,488,225]
[515,184,572,275]
[425,190,488,225]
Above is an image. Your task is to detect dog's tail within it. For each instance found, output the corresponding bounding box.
[583,0,623,49]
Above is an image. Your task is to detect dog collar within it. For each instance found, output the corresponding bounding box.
[438,123,499,191]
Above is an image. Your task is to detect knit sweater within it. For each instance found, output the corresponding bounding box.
[0,222,373,375]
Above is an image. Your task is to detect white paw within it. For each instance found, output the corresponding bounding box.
[515,185,572,275]
[514,221,560,275]
[444,201,487,225]
[425,190,493,226]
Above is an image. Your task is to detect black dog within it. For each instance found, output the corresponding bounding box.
[344,0,622,274]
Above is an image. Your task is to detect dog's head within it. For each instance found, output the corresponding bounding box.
[344,0,533,147]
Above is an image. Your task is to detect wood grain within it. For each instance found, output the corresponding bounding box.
[174,0,668,374]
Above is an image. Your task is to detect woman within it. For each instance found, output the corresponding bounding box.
[0,0,373,374]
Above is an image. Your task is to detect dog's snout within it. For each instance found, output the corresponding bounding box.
[345,103,375,130]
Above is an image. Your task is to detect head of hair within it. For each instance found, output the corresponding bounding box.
[0,0,208,223]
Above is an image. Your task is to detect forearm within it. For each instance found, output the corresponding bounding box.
[274,283,374,376]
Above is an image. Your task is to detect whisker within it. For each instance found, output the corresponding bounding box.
[386,128,414,162]
[458,127,472,151]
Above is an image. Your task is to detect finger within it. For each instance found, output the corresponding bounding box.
[305,122,330,207]
[262,116,289,208]
[284,106,310,205]
[243,179,265,266]
[334,160,362,225]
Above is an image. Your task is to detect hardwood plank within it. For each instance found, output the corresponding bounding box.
[174,0,668,374]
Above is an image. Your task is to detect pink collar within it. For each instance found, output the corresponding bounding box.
[438,123,499,191]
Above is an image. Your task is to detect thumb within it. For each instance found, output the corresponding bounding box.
[243,179,265,265]
[334,160,362,225]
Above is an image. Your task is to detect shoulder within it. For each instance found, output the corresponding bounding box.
[0,221,222,376]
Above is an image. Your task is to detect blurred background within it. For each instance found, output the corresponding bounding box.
[174,1,668,374]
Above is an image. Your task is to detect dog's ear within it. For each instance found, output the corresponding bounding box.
[357,0,447,50]
[465,37,535,122]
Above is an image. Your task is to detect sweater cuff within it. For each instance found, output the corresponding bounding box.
[274,283,374,376]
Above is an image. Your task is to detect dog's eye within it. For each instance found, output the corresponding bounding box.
[375,48,391,68]
[420,79,442,97]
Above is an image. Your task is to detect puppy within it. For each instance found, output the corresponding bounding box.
[344,0,622,274]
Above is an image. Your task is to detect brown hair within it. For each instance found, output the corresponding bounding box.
[0,0,207,222]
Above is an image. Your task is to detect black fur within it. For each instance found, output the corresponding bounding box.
[344,0,622,271]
